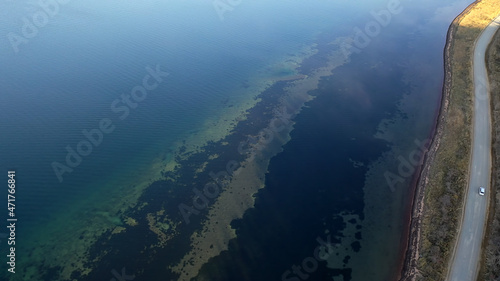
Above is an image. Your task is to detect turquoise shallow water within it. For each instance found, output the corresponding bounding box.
[0,0,473,280]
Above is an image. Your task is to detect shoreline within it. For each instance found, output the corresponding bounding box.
[395,118,438,281]
[397,1,474,280]
[394,0,472,281]
[397,2,469,277]
[398,1,500,280]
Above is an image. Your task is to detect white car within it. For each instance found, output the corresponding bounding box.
[479,187,485,196]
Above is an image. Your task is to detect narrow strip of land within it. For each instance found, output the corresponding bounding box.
[447,15,500,281]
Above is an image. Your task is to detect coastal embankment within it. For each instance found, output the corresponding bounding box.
[399,1,500,280]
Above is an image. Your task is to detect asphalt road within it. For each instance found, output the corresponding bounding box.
[447,15,500,281]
